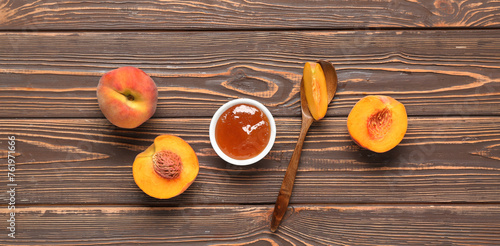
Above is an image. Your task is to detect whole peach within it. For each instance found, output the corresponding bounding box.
[97,67,158,128]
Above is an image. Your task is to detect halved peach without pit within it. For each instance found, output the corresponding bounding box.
[347,95,407,153]
[133,135,199,199]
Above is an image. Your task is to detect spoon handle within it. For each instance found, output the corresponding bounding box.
[270,115,314,232]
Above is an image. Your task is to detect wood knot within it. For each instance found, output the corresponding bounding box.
[434,0,455,15]
[222,66,279,98]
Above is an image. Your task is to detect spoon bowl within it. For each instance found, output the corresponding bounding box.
[270,60,338,232]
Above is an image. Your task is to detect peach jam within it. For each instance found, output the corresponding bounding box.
[215,103,271,160]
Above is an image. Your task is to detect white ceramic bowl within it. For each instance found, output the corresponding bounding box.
[210,98,276,166]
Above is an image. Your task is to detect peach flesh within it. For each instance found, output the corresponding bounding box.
[347,95,407,153]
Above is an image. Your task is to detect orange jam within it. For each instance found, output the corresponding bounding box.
[215,103,271,160]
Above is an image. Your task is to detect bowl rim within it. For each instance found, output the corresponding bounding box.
[209,98,276,166]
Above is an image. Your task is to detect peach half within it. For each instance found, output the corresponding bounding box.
[347,95,407,153]
[133,135,199,199]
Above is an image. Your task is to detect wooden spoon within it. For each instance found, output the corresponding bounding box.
[270,60,338,232]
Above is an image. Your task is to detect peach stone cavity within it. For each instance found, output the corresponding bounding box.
[367,107,392,140]
[152,150,182,179]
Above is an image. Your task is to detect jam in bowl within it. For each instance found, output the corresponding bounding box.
[209,98,276,166]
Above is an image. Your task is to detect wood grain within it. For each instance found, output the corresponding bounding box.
[1,0,498,244]
[0,0,499,30]
[1,205,499,245]
[0,30,498,118]
[1,117,498,205]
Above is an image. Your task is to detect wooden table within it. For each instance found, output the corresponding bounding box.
[1,1,499,245]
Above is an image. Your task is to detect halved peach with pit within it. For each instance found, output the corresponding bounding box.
[303,62,329,120]
[133,135,199,199]
[347,95,407,153]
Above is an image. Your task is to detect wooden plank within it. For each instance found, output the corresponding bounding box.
[1,117,499,205]
[0,30,499,118]
[1,0,499,30]
[1,205,499,245]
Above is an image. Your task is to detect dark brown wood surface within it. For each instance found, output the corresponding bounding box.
[1,0,499,30]
[3,205,500,245]
[1,0,499,245]
[1,117,499,206]
[1,30,498,118]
